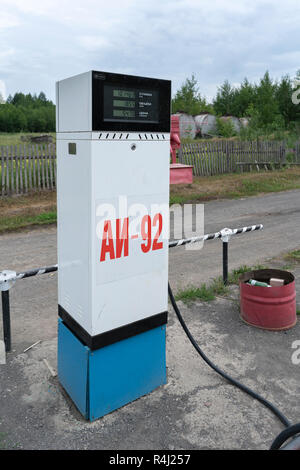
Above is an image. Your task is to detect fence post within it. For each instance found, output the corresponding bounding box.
[177,147,182,164]
[280,141,286,167]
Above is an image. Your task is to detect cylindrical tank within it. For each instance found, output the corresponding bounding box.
[220,116,241,134]
[194,114,217,137]
[239,117,250,128]
[239,269,296,331]
[173,113,197,139]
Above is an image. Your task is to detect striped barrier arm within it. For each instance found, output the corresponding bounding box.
[15,264,59,281]
[0,225,264,284]
[169,224,263,248]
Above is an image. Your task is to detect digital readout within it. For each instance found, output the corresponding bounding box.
[113,100,135,108]
[113,109,135,118]
[104,84,159,123]
[113,90,135,99]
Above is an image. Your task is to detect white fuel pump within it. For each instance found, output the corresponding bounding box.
[56,70,171,420]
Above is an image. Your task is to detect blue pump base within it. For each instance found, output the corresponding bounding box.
[57,318,167,421]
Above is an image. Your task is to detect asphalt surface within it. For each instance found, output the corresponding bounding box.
[0,189,300,450]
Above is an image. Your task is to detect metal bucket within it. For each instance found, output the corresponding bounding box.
[239,269,297,331]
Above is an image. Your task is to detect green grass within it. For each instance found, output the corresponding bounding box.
[297,309,300,316]
[281,264,293,270]
[228,264,266,284]
[0,210,57,233]
[0,432,7,450]
[286,250,300,261]
[175,285,215,302]
[0,132,56,146]
[170,193,208,205]
[175,276,229,303]
[174,264,267,303]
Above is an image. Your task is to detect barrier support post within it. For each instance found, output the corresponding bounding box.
[220,228,232,286]
[0,270,16,353]
[1,290,11,352]
[222,241,229,285]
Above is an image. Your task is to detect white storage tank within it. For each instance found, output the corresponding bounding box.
[195,114,217,137]
[173,113,197,139]
[240,117,250,128]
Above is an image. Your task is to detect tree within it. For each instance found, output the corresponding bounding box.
[0,92,5,104]
[254,71,281,128]
[213,80,236,116]
[232,78,256,117]
[172,75,213,115]
[0,91,55,132]
[38,91,47,103]
[276,75,299,125]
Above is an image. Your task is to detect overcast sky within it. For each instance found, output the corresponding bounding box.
[1,0,300,103]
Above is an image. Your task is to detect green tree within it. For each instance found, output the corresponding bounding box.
[0,91,55,132]
[172,75,213,115]
[213,80,236,116]
[216,117,236,137]
[231,78,256,117]
[275,75,299,125]
[254,71,280,128]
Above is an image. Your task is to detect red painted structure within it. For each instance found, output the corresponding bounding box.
[239,269,297,330]
[170,115,193,185]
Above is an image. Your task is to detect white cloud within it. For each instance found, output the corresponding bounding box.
[0,12,20,30]
[0,0,300,101]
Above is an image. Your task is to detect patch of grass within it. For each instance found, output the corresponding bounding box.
[210,276,229,296]
[297,309,300,316]
[0,132,56,146]
[174,264,268,304]
[0,191,57,233]
[175,276,229,303]
[0,432,7,449]
[0,210,57,233]
[286,249,300,262]
[281,264,293,270]
[175,284,216,303]
[228,264,266,285]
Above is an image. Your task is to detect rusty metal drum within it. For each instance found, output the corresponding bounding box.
[239,269,297,331]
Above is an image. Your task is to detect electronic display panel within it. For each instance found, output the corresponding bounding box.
[92,71,171,132]
[103,85,159,124]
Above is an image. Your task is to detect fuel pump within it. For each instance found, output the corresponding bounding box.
[56,71,171,420]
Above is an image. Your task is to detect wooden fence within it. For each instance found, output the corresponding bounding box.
[0,144,56,196]
[178,140,300,176]
[1,140,300,196]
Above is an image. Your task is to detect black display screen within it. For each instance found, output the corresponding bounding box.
[103,85,159,123]
[92,71,171,132]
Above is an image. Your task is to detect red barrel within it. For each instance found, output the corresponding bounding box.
[239,269,297,331]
